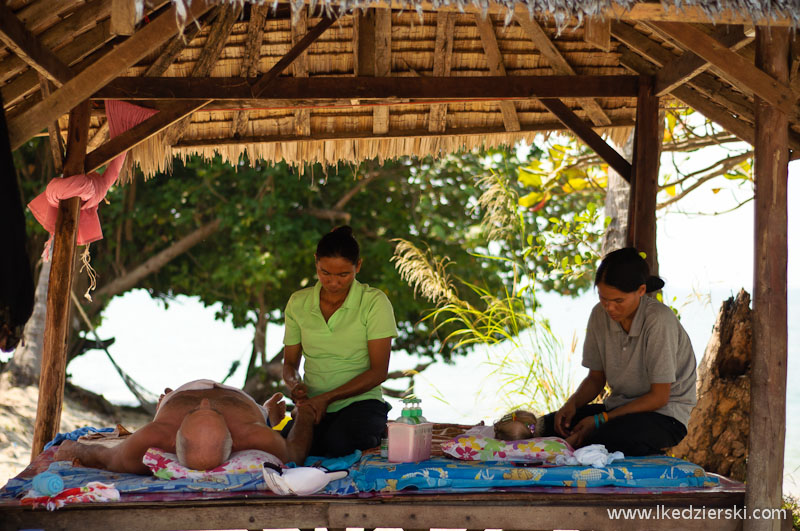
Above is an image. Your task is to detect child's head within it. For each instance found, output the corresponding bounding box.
[493,410,538,441]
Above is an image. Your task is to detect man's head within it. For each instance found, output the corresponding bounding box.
[175,398,233,470]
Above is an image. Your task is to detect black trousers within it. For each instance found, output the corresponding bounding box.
[542,404,687,456]
[282,399,390,458]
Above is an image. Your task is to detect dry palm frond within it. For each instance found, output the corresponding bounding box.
[476,172,520,242]
[391,239,457,305]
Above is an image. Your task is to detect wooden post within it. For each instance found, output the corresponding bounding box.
[744,27,790,531]
[627,75,660,274]
[30,100,90,460]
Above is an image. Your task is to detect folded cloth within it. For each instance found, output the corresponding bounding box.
[554,444,624,468]
[21,481,119,511]
[262,465,348,496]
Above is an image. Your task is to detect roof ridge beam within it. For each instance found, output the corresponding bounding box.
[515,12,611,126]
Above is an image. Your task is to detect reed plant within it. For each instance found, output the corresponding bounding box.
[392,162,600,414]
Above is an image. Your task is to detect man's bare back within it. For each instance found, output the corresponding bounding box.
[55,382,313,475]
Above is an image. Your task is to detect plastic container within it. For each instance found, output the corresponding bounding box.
[387,421,432,462]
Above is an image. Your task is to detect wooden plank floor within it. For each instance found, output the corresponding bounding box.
[0,489,747,531]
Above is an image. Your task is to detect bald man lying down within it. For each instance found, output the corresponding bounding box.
[55,380,312,474]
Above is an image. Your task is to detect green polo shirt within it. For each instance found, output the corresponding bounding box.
[283,279,397,412]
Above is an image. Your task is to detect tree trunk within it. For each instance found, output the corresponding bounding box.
[601,133,633,255]
[4,260,51,386]
[669,289,752,481]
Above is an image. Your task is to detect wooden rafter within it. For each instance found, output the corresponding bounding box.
[95,75,640,100]
[7,1,213,150]
[652,21,797,115]
[38,75,63,172]
[373,8,391,135]
[0,0,112,86]
[2,20,111,109]
[143,16,206,77]
[539,98,631,181]
[110,0,136,36]
[165,3,241,145]
[289,6,309,137]
[85,12,342,173]
[651,25,752,97]
[583,17,611,52]
[428,12,456,133]
[0,2,73,87]
[474,14,520,132]
[515,12,611,126]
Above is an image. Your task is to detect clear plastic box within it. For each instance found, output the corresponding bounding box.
[387,421,433,462]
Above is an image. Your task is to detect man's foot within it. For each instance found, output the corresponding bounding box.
[264,393,286,427]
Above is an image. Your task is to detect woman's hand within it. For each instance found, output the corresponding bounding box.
[289,382,309,403]
[554,401,576,437]
[565,416,596,448]
[303,395,330,424]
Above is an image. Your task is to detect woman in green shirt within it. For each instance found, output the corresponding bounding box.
[282,226,397,457]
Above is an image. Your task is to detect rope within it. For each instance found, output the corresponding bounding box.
[69,290,157,415]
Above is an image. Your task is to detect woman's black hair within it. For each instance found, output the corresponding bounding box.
[595,247,665,293]
[316,225,360,264]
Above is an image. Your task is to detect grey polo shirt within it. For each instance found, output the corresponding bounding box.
[583,295,697,427]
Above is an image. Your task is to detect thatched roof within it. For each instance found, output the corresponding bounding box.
[2,0,798,177]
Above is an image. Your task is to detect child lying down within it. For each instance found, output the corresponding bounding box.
[493,410,546,441]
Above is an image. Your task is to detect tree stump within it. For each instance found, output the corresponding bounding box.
[669,289,752,481]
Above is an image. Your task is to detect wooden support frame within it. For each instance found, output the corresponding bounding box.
[515,12,611,126]
[30,99,91,459]
[6,0,212,150]
[745,26,790,531]
[290,5,310,137]
[0,2,74,86]
[85,13,342,172]
[539,98,631,181]
[626,75,659,274]
[653,22,797,115]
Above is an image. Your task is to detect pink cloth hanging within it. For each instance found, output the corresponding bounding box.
[28,101,159,246]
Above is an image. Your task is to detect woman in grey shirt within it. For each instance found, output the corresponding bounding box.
[542,248,697,456]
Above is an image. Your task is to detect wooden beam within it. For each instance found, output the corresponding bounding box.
[746,26,790,531]
[0,2,74,86]
[175,118,637,148]
[84,100,209,172]
[474,14,520,132]
[7,1,213,150]
[165,3,241,145]
[626,76,659,274]
[652,22,797,115]
[428,12,456,133]
[289,6,309,137]
[143,17,205,77]
[2,19,112,109]
[0,0,112,86]
[653,25,752,96]
[88,10,340,171]
[250,14,340,98]
[515,12,611,126]
[30,99,90,460]
[38,75,64,172]
[110,0,137,36]
[539,98,631,181]
[96,75,641,100]
[584,17,611,52]
[373,8,391,135]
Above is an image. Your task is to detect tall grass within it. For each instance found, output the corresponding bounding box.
[392,170,579,415]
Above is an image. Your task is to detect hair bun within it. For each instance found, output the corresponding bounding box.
[332,225,353,236]
[645,275,665,292]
